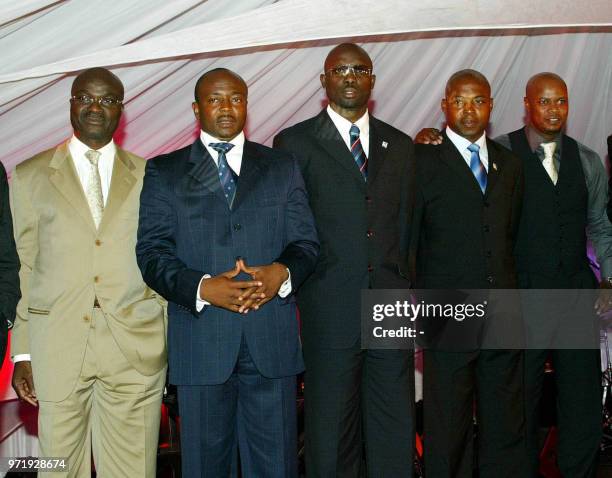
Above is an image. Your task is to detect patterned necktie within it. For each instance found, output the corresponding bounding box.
[541,142,558,185]
[209,142,237,205]
[85,149,104,228]
[467,143,487,194]
[349,124,367,180]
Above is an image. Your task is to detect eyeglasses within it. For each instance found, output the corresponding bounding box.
[70,95,123,107]
[325,65,373,78]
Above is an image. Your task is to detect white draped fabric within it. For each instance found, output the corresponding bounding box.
[0,0,611,171]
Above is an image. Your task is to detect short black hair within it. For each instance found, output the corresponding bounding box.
[445,69,490,97]
[194,68,247,102]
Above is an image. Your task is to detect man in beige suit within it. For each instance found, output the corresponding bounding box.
[10,67,166,477]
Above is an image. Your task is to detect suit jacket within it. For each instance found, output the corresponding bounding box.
[10,142,167,402]
[607,134,612,222]
[136,139,319,386]
[411,133,523,289]
[274,110,415,349]
[0,160,19,359]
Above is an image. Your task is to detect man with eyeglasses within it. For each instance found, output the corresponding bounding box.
[10,67,167,477]
[274,43,416,477]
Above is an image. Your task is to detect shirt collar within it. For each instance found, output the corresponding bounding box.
[445,126,488,158]
[326,105,369,138]
[525,124,562,154]
[200,130,245,150]
[69,135,116,158]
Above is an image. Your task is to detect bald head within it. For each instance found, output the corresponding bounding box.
[71,67,124,99]
[441,69,493,142]
[324,43,372,72]
[192,67,248,141]
[194,68,247,102]
[445,69,490,98]
[523,72,568,140]
[320,43,375,123]
[525,72,566,97]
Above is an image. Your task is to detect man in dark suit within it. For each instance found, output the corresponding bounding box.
[274,43,415,477]
[136,68,319,478]
[411,69,525,477]
[416,72,612,477]
[495,73,611,478]
[0,160,19,361]
[608,134,612,221]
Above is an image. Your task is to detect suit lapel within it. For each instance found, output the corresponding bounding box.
[367,118,388,186]
[186,138,227,204]
[484,139,504,198]
[232,141,264,210]
[313,110,366,187]
[48,142,97,231]
[439,133,483,196]
[98,148,137,233]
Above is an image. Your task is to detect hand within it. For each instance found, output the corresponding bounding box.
[236,259,289,313]
[199,261,263,313]
[414,128,443,145]
[595,280,612,315]
[12,361,37,406]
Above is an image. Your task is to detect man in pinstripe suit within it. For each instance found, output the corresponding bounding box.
[136,68,319,477]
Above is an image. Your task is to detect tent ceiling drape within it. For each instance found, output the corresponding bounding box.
[0,0,610,171]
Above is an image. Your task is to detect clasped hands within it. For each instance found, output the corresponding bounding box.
[199,258,289,314]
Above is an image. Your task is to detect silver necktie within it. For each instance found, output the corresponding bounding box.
[541,142,558,185]
[85,149,104,228]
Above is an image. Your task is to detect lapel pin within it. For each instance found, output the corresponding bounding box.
[492,162,497,171]
[382,141,388,149]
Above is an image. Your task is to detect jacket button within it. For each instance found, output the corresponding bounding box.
[95,239,101,246]
[366,230,374,238]
[365,196,372,203]
[83,315,90,322]
[483,225,490,232]
[483,201,490,208]
[233,223,241,231]
[368,265,373,272]
[485,250,492,258]
[486,276,494,284]
[94,276,100,283]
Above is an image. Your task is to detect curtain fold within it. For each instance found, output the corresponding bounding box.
[0,0,609,170]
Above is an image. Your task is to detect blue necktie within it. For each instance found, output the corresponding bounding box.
[467,143,487,194]
[209,142,237,205]
[349,124,367,180]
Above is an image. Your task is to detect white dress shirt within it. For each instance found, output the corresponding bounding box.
[326,105,370,157]
[13,136,116,363]
[446,126,489,172]
[196,130,291,311]
[69,135,116,205]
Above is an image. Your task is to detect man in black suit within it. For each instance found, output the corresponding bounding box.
[274,43,415,477]
[496,73,611,478]
[0,161,19,361]
[608,134,612,221]
[411,69,525,477]
[416,72,612,477]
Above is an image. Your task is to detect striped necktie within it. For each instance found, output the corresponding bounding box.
[467,143,487,194]
[349,124,367,180]
[209,142,237,205]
